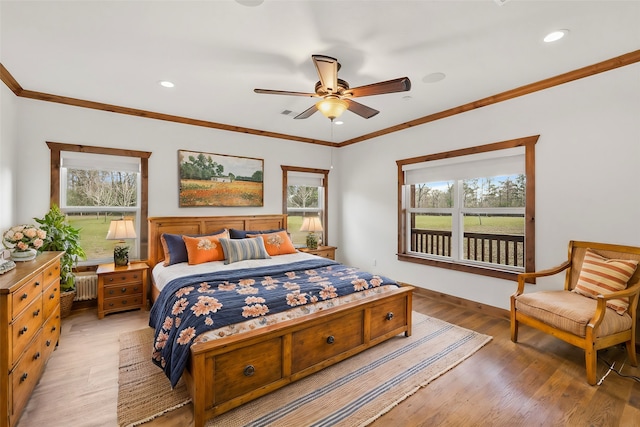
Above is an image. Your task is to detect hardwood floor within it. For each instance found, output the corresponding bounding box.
[16,295,640,427]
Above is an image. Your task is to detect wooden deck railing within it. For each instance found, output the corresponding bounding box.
[411,229,524,267]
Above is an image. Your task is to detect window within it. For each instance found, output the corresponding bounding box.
[47,142,151,265]
[281,166,330,247]
[397,136,537,280]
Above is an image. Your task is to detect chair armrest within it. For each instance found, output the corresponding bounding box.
[514,260,572,296]
[590,282,640,330]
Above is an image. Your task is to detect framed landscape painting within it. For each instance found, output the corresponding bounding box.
[178,150,264,207]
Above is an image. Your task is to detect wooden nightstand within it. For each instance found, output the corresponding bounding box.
[299,245,337,260]
[96,261,148,319]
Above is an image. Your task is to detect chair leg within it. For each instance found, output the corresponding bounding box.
[626,341,638,367]
[510,318,519,343]
[585,347,597,386]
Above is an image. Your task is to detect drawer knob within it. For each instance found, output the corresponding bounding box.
[109,278,114,282]
[51,326,56,332]
[243,365,255,377]
[386,312,394,321]
[326,335,335,344]
[35,281,40,287]
[109,289,115,295]
[21,293,28,300]
[121,287,127,293]
[33,352,41,360]
[19,326,28,335]
[133,274,138,279]
[49,293,56,300]
[46,340,52,347]
[121,300,128,305]
[20,373,28,383]
[33,308,41,317]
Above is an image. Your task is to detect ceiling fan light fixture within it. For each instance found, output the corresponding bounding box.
[316,97,348,120]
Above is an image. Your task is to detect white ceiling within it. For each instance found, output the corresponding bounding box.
[1,0,639,144]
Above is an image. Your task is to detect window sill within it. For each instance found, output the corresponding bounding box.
[397,253,519,281]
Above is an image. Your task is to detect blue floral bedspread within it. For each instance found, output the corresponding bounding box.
[149,258,397,387]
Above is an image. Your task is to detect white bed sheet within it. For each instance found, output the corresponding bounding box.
[152,251,320,293]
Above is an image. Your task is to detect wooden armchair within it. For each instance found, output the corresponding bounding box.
[511,241,640,385]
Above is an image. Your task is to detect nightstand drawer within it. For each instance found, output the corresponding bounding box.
[312,249,335,259]
[102,270,145,285]
[103,295,143,312]
[103,282,143,298]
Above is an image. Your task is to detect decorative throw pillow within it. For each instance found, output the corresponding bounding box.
[573,248,639,315]
[247,230,297,256]
[161,229,226,266]
[182,230,229,265]
[219,237,271,264]
[229,228,285,239]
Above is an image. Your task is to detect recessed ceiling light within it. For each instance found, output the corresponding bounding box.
[422,72,446,83]
[544,29,568,43]
[236,0,264,6]
[333,120,344,125]
[159,80,175,88]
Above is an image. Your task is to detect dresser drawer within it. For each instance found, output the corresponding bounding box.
[11,294,44,366]
[10,332,44,424]
[43,278,60,319]
[103,295,143,313]
[42,261,61,287]
[103,282,143,298]
[369,295,409,340]
[103,270,144,286]
[42,311,61,361]
[11,272,44,319]
[213,337,283,404]
[291,310,364,373]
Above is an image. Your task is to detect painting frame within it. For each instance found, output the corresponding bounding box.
[178,149,264,207]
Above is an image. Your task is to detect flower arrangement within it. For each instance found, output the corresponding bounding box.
[3,224,47,252]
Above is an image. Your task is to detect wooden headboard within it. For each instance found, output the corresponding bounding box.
[147,214,287,269]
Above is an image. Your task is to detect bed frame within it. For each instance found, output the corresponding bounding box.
[148,215,413,427]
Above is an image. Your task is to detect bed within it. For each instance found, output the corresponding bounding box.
[147,214,413,427]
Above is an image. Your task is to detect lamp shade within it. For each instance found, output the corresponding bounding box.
[106,220,137,240]
[300,217,323,233]
[316,97,348,120]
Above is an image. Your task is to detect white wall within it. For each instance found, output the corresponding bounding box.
[0,83,18,232]
[11,98,339,241]
[6,62,639,311]
[337,63,640,310]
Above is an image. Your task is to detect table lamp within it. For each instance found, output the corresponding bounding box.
[300,217,323,250]
[106,219,137,266]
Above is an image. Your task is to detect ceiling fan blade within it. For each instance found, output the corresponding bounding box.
[254,88,318,97]
[294,104,318,119]
[346,77,411,98]
[345,99,379,119]
[312,55,339,94]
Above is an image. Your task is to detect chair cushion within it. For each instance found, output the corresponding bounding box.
[515,290,633,338]
[572,248,639,315]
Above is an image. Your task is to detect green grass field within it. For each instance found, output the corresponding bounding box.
[68,213,522,260]
[67,214,131,259]
[413,214,524,235]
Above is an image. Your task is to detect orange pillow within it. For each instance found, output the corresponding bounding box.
[182,230,229,265]
[247,230,297,256]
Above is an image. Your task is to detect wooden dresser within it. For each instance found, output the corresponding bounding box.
[0,251,63,427]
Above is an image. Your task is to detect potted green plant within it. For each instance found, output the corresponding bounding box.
[34,204,86,317]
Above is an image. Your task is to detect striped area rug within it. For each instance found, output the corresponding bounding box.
[118,313,491,427]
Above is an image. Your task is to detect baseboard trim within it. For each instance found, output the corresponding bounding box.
[409,285,510,321]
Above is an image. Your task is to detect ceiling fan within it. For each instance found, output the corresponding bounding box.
[254,54,411,120]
